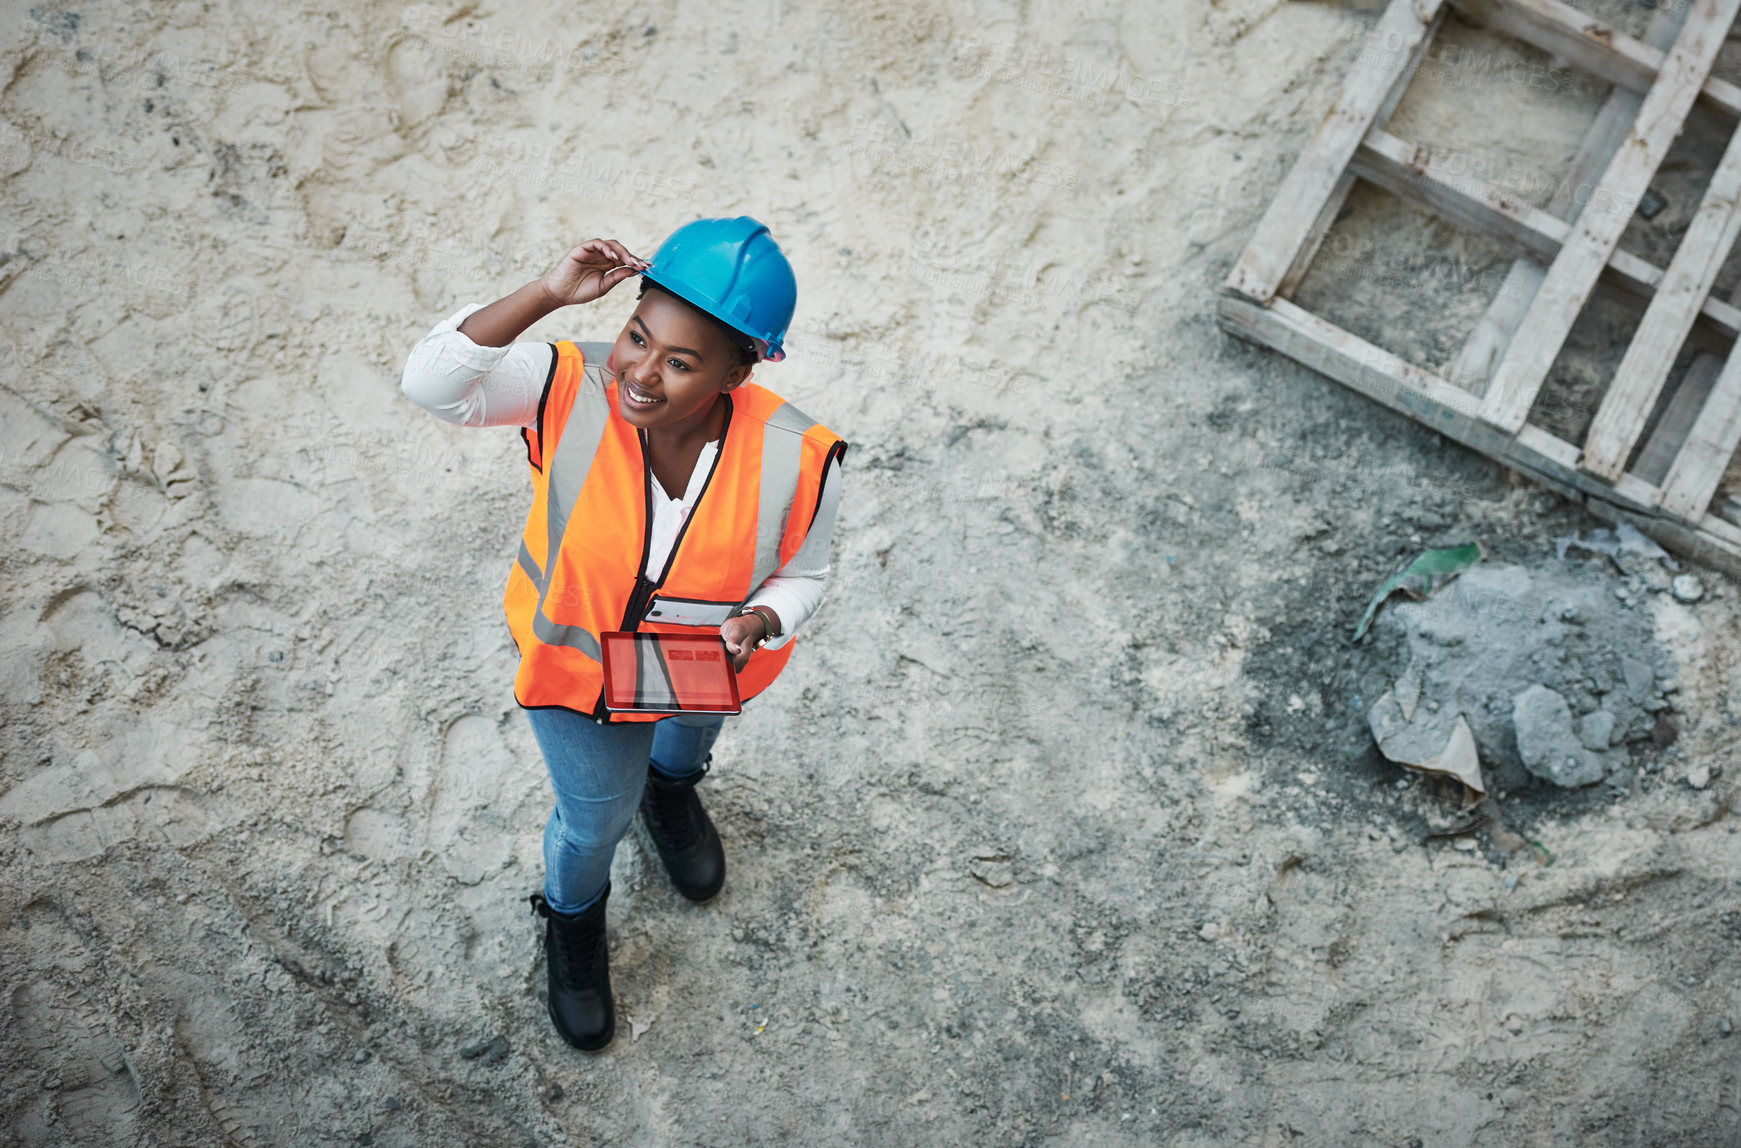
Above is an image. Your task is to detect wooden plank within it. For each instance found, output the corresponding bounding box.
[1279,171,1358,301]
[1582,124,1741,479]
[1215,291,1741,575]
[1352,131,1571,257]
[1449,0,1741,121]
[1276,7,1446,299]
[1659,344,1741,519]
[1216,291,1663,514]
[1350,130,1741,341]
[1448,261,1544,390]
[1225,0,1447,304]
[1476,0,1739,435]
[1447,2,1686,392]
[1634,353,1724,484]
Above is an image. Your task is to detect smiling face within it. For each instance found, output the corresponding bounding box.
[610,286,754,439]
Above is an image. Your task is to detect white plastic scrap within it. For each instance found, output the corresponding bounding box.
[1554,523,1668,563]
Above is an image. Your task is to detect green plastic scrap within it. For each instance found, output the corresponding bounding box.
[1351,542,1484,642]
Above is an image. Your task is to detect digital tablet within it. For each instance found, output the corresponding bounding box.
[599,631,743,715]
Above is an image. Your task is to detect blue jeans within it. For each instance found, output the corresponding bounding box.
[524,707,725,914]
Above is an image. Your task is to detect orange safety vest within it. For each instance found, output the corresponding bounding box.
[505,340,846,721]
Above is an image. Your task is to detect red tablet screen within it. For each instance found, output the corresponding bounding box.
[599,631,743,715]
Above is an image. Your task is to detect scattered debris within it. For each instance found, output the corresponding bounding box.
[1352,542,1484,642]
[1487,819,1528,856]
[1555,523,1668,566]
[1368,698,1486,803]
[1422,813,1487,842]
[1636,188,1668,221]
[1367,563,1669,792]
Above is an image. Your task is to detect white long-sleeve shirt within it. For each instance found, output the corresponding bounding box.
[401,304,840,649]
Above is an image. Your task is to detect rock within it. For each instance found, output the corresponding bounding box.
[1578,710,1616,750]
[1686,762,1711,790]
[459,1035,507,1061]
[1513,685,1604,787]
[1720,1017,1734,1037]
[1670,574,1704,603]
[1620,656,1655,703]
[1651,717,1678,749]
[1198,922,1224,943]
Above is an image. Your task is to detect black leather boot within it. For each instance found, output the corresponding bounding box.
[529,886,614,1052]
[639,761,726,902]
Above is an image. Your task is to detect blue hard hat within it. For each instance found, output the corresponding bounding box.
[642,216,796,362]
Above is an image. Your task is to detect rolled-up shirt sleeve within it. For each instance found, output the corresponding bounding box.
[400,303,554,428]
[743,454,843,649]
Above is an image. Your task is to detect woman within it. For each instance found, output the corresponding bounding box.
[400,218,846,1052]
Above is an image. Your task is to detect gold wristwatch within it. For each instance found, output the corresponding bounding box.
[739,604,781,647]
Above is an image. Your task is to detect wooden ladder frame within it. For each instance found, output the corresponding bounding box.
[1219,0,1741,575]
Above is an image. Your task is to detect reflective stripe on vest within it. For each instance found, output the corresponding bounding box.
[505,340,844,719]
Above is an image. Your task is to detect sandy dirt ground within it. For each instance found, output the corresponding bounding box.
[3,0,1740,1144]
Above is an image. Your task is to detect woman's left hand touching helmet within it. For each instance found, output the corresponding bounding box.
[539,239,650,308]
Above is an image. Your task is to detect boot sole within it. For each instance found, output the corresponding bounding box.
[546,995,614,1053]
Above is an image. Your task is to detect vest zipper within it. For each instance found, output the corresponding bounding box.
[617,429,660,632]
[597,399,734,721]
[621,398,735,630]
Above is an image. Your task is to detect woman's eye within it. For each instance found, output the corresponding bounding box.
[629,332,645,346]
[667,358,690,371]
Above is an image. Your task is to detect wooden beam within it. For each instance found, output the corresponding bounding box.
[1446,1,1687,392]
[1351,131,1567,258]
[1659,345,1741,520]
[1581,122,1741,480]
[1279,171,1358,301]
[1217,292,1662,514]
[1225,0,1447,304]
[1276,6,1446,299]
[1448,0,1741,121]
[1216,291,1741,574]
[1634,353,1724,485]
[1476,0,1739,435]
[1349,130,1741,341]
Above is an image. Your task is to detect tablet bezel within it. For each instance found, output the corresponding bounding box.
[598,630,744,715]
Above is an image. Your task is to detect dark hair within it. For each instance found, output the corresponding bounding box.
[637,279,761,367]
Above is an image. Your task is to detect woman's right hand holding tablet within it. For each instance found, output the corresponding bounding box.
[540,239,651,308]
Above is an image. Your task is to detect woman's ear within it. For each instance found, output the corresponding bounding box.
[720,362,753,392]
